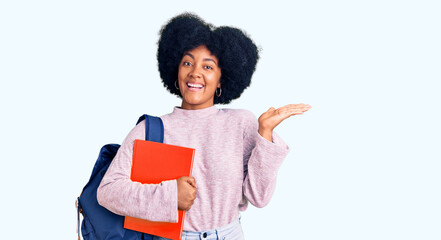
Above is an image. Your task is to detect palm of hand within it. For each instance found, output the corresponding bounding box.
[258,103,311,141]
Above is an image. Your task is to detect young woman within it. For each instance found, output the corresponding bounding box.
[97,13,311,240]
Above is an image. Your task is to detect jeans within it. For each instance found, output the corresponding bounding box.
[152,217,244,240]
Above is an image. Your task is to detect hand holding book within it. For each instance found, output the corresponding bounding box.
[124,139,195,240]
[177,176,197,211]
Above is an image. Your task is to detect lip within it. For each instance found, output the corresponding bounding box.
[186,81,205,92]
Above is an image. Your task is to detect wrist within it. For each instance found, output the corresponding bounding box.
[258,127,273,142]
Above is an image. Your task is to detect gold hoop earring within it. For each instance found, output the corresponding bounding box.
[175,80,179,90]
[216,87,222,97]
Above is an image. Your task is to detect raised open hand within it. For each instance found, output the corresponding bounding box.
[258,103,312,141]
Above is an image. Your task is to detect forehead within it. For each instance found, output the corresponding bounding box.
[183,45,218,61]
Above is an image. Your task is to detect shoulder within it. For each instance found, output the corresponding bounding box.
[121,119,146,144]
[218,108,257,126]
[219,107,254,117]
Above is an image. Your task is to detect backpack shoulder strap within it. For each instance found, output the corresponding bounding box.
[136,114,164,143]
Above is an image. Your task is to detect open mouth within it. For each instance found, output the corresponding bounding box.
[187,82,204,90]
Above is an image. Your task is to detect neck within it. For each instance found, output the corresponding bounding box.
[180,101,214,110]
[172,105,219,119]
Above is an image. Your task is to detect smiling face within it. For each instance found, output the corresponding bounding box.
[177,45,222,110]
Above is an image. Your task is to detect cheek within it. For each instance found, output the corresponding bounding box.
[178,67,187,80]
[214,70,222,83]
[209,71,222,83]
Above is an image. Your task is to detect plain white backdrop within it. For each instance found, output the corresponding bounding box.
[1,1,440,239]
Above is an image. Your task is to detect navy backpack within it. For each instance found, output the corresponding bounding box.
[76,115,164,240]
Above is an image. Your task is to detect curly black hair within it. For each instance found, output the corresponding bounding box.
[157,13,260,104]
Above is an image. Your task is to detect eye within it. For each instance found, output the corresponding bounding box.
[204,65,213,70]
[183,61,192,66]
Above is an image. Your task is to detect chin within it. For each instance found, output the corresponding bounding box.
[182,95,214,109]
[183,98,201,105]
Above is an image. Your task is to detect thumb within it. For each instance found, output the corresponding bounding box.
[187,177,196,188]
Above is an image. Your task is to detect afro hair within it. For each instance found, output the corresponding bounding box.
[157,13,260,104]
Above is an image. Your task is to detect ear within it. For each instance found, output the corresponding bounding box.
[217,80,221,89]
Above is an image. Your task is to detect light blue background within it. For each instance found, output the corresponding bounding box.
[1,1,440,239]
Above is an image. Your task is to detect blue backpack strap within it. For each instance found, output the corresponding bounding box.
[136,114,164,143]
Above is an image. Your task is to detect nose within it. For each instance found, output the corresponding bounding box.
[189,65,202,78]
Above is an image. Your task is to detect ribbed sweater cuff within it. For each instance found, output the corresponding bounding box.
[254,131,290,169]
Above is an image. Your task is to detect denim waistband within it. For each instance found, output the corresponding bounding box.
[181,217,242,240]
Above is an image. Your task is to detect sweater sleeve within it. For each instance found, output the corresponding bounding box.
[96,120,179,223]
[242,111,290,208]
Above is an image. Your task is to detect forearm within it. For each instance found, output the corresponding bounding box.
[97,147,179,223]
[243,132,289,207]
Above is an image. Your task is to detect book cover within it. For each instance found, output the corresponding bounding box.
[124,139,195,240]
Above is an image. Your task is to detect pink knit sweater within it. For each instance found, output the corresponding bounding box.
[97,106,289,231]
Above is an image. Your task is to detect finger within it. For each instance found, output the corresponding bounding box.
[282,103,311,109]
[265,107,276,114]
[291,107,311,113]
[278,108,308,119]
[278,107,306,116]
[286,104,311,110]
[274,105,306,114]
[286,108,308,115]
[279,105,311,114]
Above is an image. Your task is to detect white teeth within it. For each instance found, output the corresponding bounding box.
[187,83,203,88]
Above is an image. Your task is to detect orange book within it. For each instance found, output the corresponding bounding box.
[124,139,195,240]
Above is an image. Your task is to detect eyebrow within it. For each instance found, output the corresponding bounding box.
[183,53,218,65]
